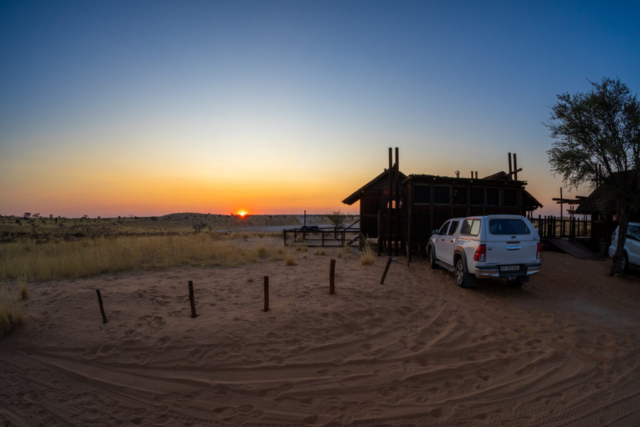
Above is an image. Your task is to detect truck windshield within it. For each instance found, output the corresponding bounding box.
[489,219,530,235]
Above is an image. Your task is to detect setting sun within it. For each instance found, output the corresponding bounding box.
[238,211,247,218]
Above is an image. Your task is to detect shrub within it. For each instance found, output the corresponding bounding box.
[285,253,297,266]
[17,277,29,300]
[360,240,375,265]
[0,285,24,337]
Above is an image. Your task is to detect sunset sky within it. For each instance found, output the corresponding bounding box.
[1,1,639,217]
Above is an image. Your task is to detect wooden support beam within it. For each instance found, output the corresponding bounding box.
[407,181,413,266]
[387,147,393,257]
[395,147,400,256]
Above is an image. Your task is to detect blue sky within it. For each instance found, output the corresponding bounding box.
[1,1,639,216]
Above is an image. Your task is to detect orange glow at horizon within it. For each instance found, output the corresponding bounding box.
[238,211,247,217]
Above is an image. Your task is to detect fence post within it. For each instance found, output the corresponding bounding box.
[263,276,269,312]
[329,259,336,295]
[380,257,393,284]
[96,289,107,324]
[188,280,197,318]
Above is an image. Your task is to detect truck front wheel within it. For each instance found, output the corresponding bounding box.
[429,247,438,269]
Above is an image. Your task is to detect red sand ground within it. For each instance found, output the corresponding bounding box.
[1,249,640,426]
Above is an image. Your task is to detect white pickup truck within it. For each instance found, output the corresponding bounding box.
[427,215,542,288]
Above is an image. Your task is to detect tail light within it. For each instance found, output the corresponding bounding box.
[536,242,542,260]
[474,244,486,262]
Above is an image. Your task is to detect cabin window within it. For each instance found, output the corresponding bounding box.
[486,188,500,206]
[413,184,430,204]
[503,189,518,207]
[434,186,451,204]
[453,187,466,205]
[470,187,483,205]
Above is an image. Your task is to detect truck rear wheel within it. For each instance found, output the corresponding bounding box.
[455,259,475,288]
[622,251,630,274]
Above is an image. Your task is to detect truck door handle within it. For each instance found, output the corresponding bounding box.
[449,239,454,243]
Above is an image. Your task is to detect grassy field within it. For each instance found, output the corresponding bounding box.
[0,233,293,282]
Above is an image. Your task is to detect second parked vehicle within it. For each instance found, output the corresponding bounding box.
[427,215,542,288]
[609,222,640,273]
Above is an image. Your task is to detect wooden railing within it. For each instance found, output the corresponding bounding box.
[531,215,591,240]
[283,227,362,247]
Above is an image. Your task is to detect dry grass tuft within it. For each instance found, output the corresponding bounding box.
[0,285,24,337]
[0,235,285,282]
[285,253,297,266]
[17,277,29,300]
[295,245,308,252]
[360,240,375,265]
[342,245,352,260]
[314,249,326,256]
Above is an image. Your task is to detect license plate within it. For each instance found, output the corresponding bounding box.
[500,265,519,272]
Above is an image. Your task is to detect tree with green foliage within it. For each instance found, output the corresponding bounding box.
[325,210,348,228]
[546,77,640,276]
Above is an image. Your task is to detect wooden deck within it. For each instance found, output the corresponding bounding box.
[548,238,603,261]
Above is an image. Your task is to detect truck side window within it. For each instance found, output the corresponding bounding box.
[438,222,450,235]
[461,219,481,236]
[448,221,459,235]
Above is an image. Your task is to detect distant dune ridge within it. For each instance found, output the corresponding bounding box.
[1,240,639,425]
[0,213,357,242]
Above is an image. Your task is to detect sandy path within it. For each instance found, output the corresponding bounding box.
[1,249,640,426]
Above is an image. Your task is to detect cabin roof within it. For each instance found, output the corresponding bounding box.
[405,174,527,186]
[575,171,639,214]
[575,186,605,214]
[523,189,544,209]
[482,171,509,180]
[342,169,407,205]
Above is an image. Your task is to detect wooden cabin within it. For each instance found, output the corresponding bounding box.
[342,149,543,259]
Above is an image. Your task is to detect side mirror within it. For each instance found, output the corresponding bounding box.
[433,229,440,234]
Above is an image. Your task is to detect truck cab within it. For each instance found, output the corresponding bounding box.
[427,215,542,288]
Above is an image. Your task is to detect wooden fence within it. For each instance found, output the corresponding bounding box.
[531,215,591,240]
[283,227,362,247]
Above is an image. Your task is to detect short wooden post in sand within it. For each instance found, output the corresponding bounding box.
[380,257,392,284]
[330,259,336,295]
[96,289,108,324]
[188,280,197,318]
[263,276,269,312]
